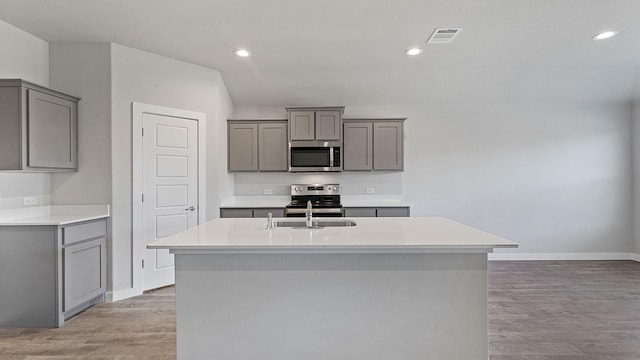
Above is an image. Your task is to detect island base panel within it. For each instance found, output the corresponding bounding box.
[174,252,488,360]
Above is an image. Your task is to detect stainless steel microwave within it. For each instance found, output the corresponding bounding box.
[289,141,341,172]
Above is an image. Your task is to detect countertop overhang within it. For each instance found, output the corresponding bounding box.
[148,217,518,254]
[0,205,110,225]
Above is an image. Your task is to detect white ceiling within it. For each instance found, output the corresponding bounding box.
[1,0,639,106]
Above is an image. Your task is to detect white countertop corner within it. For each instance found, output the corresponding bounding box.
[0,205,110,225]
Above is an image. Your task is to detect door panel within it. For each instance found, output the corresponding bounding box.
[156,155,188,177]
[143,113,198,290]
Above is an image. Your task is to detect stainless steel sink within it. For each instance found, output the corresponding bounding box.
[274,219,357,229]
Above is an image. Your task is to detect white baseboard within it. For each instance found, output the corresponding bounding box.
[106,287,143,302]
[489,252,638,261]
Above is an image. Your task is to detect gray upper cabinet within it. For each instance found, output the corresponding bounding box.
[228,120,288,172]
[314,110,341,140]
[258,122,288,171]
[228,123,258,171]
[343,118,405,171]
[343,122,373,171]
[373,122,403,171]
[0,79,79,172]
[289,111,315,140]
[287,107,344,141]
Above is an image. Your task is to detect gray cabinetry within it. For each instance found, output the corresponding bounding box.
[287,107,344,141]
[343,118,405,171]
[228,123,258,171]
[344,207,410,217]
[289,110,315,140]
[0,218,107,328]
[373,122,404,171]
[228,120,288,172]
[258,122,288,171]
[0,79,79,171]
[343,122,373,171]
[220,208,285,218]
[62,220,107,313]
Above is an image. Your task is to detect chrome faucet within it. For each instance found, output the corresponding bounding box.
[305,200,313,228]
[265,212,274,229]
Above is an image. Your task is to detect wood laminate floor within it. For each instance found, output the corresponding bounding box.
[1,260,639,359]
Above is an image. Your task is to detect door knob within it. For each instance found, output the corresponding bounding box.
[186,206,196,211]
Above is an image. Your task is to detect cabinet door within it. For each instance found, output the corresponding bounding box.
[343,122,373,170]
[258,123,288,171]
[228,124,258,171]
[27,89,77,169]
[64,237,106,312]
[289,111,315,140]
[373,122,403,171]
[315,110,341,140]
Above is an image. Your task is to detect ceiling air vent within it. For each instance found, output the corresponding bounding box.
[427,28,462,44]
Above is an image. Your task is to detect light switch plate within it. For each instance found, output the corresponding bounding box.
[23,196,37,205]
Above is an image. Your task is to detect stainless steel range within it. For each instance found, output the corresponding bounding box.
[284,184,343,217]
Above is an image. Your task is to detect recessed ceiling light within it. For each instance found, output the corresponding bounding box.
[592,30,619,40]
[405,48,423,56]
[234,49,250,57]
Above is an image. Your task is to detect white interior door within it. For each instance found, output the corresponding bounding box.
[142,113,198,291]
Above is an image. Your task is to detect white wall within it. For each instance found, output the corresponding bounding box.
[0,20,48,85]
[49,42,112,205]
[234,103,633,255]
[214,73,235,206]
[110,43,231,294]
[632,66,640,254]
[0,19,50,210]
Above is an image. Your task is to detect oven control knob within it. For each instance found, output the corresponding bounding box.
[295,186,302,192]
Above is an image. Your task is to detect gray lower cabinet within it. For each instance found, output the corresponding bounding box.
[0,79,79,171]
[0,218,107,328]
[62,220,107,313]
[228,120,288,172]
[344,207,410,217]
[220,208,285,218]
[343,118,405,171]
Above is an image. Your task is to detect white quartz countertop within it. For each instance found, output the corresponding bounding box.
[148,217,517,254]
[219,195,411,208]
[0,205,110,225]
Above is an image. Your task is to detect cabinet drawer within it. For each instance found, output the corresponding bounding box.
[63,220,106,245]
[220,208,253,218]
[253,208,285,218]
[344,208,377,217]
[376,207,410,217]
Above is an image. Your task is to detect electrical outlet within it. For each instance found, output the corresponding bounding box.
[23,196,37,205]
[365,187,375,194]
[263,188,272,195]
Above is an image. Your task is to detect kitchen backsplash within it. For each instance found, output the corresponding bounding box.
[0,173,50,210]
[233,172,402,196]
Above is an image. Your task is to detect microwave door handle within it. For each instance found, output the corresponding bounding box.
[329,147,334,166]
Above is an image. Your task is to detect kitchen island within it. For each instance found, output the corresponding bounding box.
[148,217,517,360]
